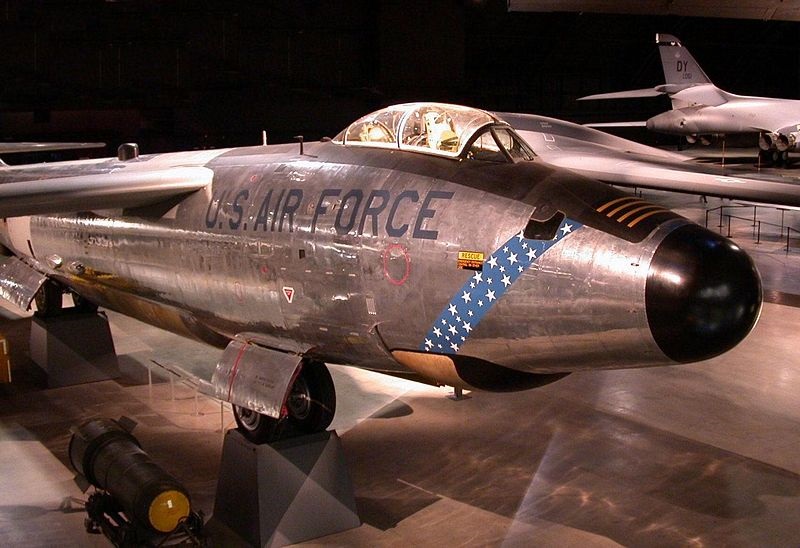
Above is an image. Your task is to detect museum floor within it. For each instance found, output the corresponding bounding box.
[2,164,800,546]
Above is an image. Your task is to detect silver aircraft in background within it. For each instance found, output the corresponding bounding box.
[0,103,761,443]
[580,33,800,164]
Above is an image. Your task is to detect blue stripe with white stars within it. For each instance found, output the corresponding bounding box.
[420,218,583,354]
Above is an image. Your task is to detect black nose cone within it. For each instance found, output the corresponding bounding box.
[646,225,762,363]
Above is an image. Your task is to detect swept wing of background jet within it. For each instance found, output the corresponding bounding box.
[500,111,800,207]
[579,33,800,163]
[0,103,761,444]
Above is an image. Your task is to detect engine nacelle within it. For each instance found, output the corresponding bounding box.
[765,130,800,152]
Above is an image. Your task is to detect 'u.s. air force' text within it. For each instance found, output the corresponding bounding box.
[205,187,454,240]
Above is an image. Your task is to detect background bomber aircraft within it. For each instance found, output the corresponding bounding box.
[0,102,762,443]
[580,33,800,165]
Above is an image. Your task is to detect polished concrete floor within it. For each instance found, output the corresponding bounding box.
[2,179,800,546]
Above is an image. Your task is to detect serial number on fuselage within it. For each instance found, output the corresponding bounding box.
[204,187,455,240]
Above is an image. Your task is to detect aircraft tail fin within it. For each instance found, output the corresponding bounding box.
[656,33,712,87]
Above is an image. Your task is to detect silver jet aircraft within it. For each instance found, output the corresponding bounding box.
[580,34,800,164]
[0,102,761,442]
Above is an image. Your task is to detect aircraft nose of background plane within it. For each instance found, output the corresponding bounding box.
[645,224,762,363]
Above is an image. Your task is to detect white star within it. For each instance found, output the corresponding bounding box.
[470,282,475,288]
[501,274,511,287]
[441,318,447,325]
[503,246,509,252]
[516,231,525,242]
[461,336,466,341]
[473,272,483,283]
[450,342,459,352]
[433,327,442,337]
[461,291,472,304]
[522,242,528,249]
[499,265,506,273]
[462,321,472,333]
[486,289,496,302]
[518,265,524,273]
[456,316,462,322]
[560,223,573,236]
[468,310,474,317]
[486,277,493,285]
[487,256,498,269]
[448,324,458,336]
[437,344,442,349]
[507,252,518,265]
[424,338,433,349]
[478,300,484,307]
[445,335,450,341]
[527,248,537,261]
[448,303,458,315]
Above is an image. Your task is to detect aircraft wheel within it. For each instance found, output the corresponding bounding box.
[232,404,283,443]
[285,361,336,435]
[232,361,336,444]
[34,281,63,316]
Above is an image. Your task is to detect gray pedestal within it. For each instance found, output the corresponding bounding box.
[210,429,360,547]
[30,311,120,387]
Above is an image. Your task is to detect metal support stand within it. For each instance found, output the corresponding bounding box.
[30,310,120,387]
[208,429,360,547]
[448,386,471,401]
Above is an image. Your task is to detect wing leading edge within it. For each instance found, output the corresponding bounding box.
[0,166,213,217]
[499,111,800,208]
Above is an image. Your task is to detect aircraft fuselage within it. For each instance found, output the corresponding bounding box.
[0,134,761,390]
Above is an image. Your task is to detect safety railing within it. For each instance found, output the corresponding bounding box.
[705,203,799,253]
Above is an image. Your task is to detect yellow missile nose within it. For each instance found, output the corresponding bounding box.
[148,489,191,533]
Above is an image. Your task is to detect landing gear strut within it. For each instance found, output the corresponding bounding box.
[233,360,336,444]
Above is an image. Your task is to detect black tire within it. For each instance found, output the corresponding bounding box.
[233,405,283,443]
[34,281,63,316]
[232,361,336,444]
[286,361,336,435]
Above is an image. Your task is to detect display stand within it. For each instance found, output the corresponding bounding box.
[209,429,360,547]
[29,311,120,387]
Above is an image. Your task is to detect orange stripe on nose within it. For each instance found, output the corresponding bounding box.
[617,204,665,223]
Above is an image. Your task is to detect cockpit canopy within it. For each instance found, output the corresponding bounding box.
[334,102,535,162]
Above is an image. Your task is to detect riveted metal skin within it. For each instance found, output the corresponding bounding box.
[0,124,762,389]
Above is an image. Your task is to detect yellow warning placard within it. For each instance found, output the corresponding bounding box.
[457,251,484,271]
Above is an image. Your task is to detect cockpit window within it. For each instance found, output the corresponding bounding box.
[467,130,507,162]
[344,106,406,146]
[465,127,537,163]
[494,128,535,161]
[334,102,508,159]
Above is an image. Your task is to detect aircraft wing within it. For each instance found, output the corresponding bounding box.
[585,121,647,128]
[499,112,800,208]
[578,88,663,100]
[0,142,106,154]
[0,166,213,217]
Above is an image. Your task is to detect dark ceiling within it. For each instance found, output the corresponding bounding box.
[1,0,799,155]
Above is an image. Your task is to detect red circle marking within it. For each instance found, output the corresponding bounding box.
[382,244,411,286]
